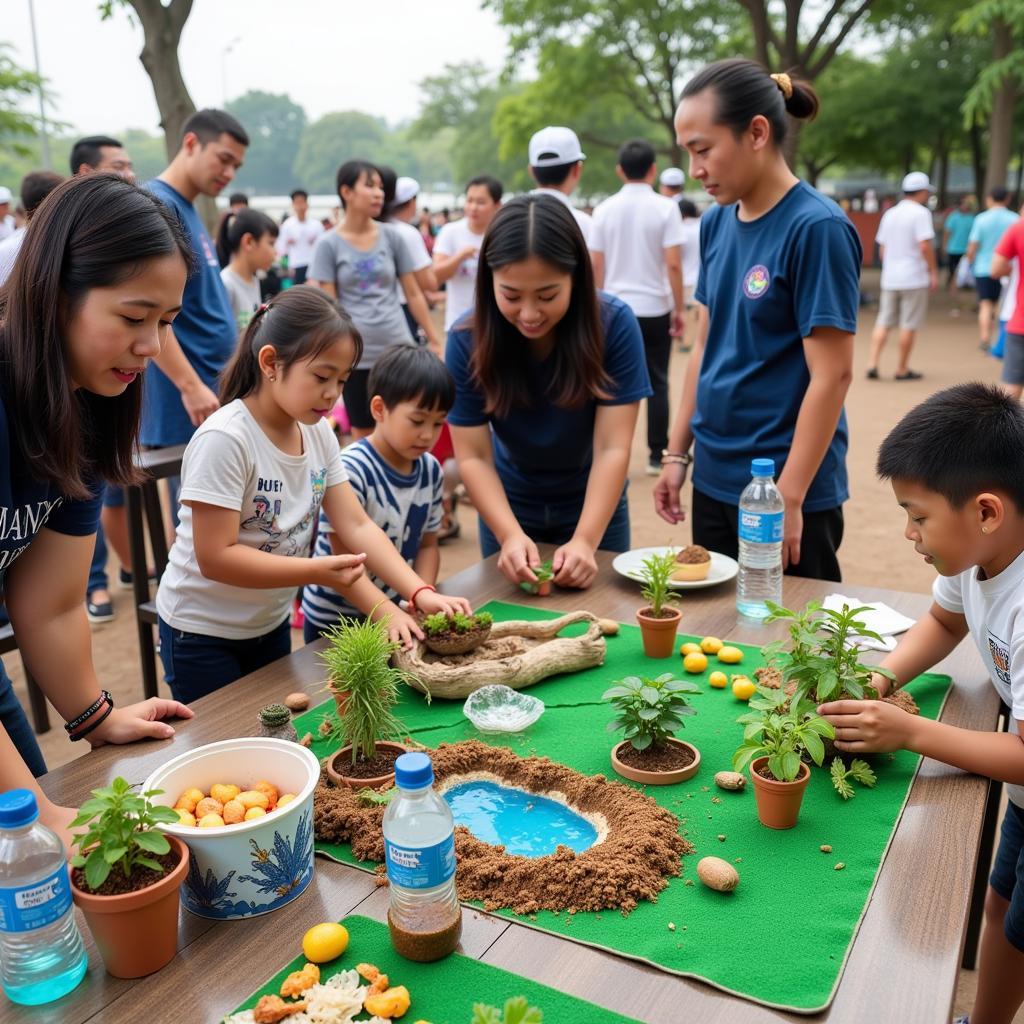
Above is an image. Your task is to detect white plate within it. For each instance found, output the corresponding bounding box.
[612,546,739,590]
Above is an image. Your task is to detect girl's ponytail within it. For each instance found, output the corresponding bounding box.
[220,303,268,403]
[216,208,279,268]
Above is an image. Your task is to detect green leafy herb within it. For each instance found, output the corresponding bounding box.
[69,777,180,892]
[732,686,836,782]
[355,786,397,807]
[470,996,543,1024]
[637,549,679,617]
[830,756,878,799]
[422,610,493,636]
[519,561,554,594]
[604,672,701,752]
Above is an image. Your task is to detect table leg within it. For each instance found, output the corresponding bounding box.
[962,776,1004,969]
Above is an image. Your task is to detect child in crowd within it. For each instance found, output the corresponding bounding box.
[217,208,279,334]
[155,288,470,703]
[302,345,451,642]
[819,383,1024,1024]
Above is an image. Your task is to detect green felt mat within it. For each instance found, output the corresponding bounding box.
[297,601,952,1014]
[224,913,639,1023]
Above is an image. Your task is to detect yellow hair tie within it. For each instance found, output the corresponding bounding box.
[770,72,793,100]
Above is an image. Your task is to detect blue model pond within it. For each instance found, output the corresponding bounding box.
[443,780,598,857]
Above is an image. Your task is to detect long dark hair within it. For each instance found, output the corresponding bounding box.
[681,58,819,147]
[471,194,610,418]
[215,207,278,267]
[220,287,363,404]
[0,173,191,499]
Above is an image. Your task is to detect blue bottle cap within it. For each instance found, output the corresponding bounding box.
[0,789,39,828]
[751,458,775,477]
[394,752,434,789]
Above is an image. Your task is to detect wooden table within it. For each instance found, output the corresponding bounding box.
[6,553,998,1024]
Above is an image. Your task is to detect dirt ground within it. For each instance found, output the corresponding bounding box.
[11,270,1007,1019]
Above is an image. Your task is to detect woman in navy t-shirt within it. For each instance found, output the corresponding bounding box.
[654,59,862,581]
[0,174,193,846]
[447,195,651,590]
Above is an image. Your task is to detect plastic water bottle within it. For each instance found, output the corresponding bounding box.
[0,790,87,1005]
[736,458,784,621]
[382,752,461,962]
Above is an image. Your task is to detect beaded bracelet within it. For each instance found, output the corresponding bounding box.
[68,696,114,742]
[409,584,437,612]
[64,690,113,735]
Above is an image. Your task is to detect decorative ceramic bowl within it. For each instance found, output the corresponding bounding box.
[142,738,320,920]
[463,685,545,733]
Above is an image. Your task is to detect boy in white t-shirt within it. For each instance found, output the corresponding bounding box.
[819,383,1024,1024]
[433,175,503,331]
[276,189,324,284]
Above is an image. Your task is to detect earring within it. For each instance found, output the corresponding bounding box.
[268,374,276,382]
[982,526,989,534]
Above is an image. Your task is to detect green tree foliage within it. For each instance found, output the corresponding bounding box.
[228,91,307,193]
[956,0,1024,124]
[0,44,45,187]
[293,111,390,195]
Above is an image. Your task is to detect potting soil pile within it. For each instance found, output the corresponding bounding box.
[296,602,953,1013]
[224,913,639,1023]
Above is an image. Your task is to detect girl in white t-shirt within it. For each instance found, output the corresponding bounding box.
[217,209,279,335]
[155,287,471,703]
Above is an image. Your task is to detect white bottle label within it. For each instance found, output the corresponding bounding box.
[384,834,456,889]
[0,865,73,933]
[739,509,783,545]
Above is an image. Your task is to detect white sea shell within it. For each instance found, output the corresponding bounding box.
[463,685,545,733]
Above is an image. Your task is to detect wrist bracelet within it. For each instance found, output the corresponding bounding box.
[409,584,437,612]
[68,697,114,741]
[64,690,113,734]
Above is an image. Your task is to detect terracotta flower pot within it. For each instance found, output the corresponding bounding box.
[71,835,189,979]
[326,741,408,789]
[423,621,492,655]
[327,684,349,717]
[636,606,682,658]
[611,738,700,785]
[749,756,811,829]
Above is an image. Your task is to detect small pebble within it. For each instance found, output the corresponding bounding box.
[714,771,746,791]
[820,844,832,854]
[711,797,721,804]
[299,732,313,748]
[717,834,726,842]
[684,879,694,887]
[667,922,676,932]
[284,692,309,711]
[834,862,846,871]
[598,618,620,636]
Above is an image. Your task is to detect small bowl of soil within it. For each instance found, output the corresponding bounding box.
[421,611,493,656]
[611,738,701,786]
[671,545,712,582]
[327,741,409,789]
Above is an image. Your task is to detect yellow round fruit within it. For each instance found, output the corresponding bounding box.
[302,922,350,964]
[683,651,708,674]
[700,636,723,655]
[708,671,728,689]
[731,676,756,701]
[679,641,702,656]
[717,645,744,664]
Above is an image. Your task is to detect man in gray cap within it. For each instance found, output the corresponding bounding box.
[528,125,593,244]
[0,187,14,242]
[659,167,685,198]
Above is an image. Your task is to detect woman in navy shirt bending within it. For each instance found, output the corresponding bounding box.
[0,174,193,846]
[654,59,861,580]
[447,195,651,590]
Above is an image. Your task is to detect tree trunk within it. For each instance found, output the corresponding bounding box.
[984,17,1017,194]
[934,142,949,210]
[970,119,987,202]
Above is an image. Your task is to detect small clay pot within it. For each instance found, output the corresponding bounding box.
[327,684,349,718]
[636,605,682,658]
[610,739,700,786]
[71,835,189,979]
[749,756,811,829]
[520,578,552,597]
[326,741,408,789]
[422,621,492,656]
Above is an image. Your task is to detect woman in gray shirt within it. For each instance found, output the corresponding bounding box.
[310,159,435,437]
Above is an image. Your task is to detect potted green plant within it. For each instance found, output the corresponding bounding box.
[421,610,493,655]
[604,672,702,785]
[319,614,411,789]
[733,686,835,828]
[519,560,554,596]
[68,777,189,978]
[635,550,682,658]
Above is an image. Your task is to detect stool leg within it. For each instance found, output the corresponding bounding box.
[22,663,50,734]
[126,486,159,701]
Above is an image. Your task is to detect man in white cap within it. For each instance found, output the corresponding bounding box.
[528,126,593,244]
[385,174,439,349]
[0,187,14,242]
[659,167,685,198]
[866,171,937,381]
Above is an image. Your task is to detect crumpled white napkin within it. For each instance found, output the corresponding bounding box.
[822,593,916,652]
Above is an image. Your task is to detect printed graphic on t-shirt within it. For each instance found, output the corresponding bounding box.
[198,228,218,269]
[0,498,62,570]
[242,468,327,555]
[743,264,770,299]
[354,253,385,292]
[988,631,1011,686]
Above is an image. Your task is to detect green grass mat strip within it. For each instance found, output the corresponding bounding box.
[224,913,639,1023]
[296,601,952,1013]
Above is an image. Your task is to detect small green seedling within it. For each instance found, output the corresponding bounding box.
[471,996,543,1024]
[830,756,877,799]
[604,672,701,752]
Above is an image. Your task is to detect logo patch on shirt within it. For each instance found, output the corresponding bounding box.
[988,632,1011,686]
[743,264,770,299]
